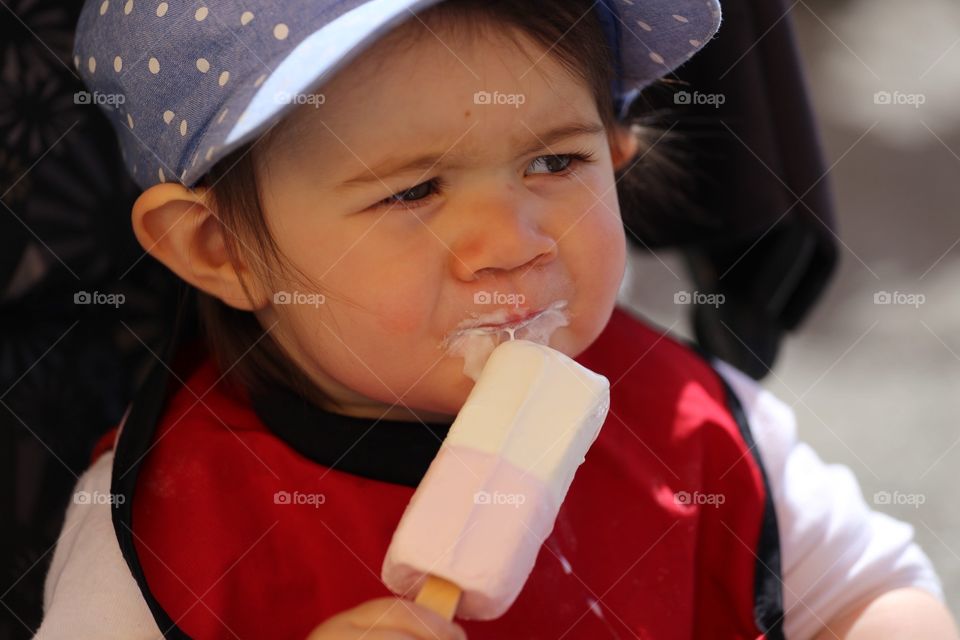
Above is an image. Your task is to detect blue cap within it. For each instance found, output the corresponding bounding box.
[73,0,722,190]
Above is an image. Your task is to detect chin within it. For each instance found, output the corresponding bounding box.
[410,363,475,417]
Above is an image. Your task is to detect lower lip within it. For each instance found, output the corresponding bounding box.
[474,310,544,331]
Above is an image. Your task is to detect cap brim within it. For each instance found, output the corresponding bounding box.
[182,0,721,188]
[180,0,446,187]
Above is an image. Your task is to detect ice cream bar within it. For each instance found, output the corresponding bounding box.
[381,339,610,620]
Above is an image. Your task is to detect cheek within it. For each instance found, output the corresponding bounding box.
[558,182,626,344]
[567,178,627,281]
[274,214,440,337]
[371,285,433,335]
[344,238,441,337]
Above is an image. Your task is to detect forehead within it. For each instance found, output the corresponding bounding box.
[265,13,600,164]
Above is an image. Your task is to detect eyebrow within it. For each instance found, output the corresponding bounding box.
[337,119,607,189]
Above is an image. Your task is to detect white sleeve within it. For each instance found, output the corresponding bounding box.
[33,450,161,639]
[714,360,946,640]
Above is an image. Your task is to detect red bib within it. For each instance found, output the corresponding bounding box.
[98,306,783,639]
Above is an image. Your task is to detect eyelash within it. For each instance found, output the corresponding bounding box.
[372,150,597,211]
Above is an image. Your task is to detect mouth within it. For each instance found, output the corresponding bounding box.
[449,299,570,339]
[470,308,546,330]
[442,299,571,379]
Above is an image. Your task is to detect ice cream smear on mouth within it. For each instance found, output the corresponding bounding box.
[443,299,570,380]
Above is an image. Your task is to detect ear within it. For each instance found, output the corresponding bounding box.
[609,123,641,172]
[131,182,271,311]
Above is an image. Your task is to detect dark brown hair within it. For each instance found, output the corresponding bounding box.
[194,0,693,407]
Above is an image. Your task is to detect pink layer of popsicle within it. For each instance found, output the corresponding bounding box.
[381,444,557,620]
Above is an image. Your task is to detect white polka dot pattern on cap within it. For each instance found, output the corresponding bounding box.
[72,0,721,190]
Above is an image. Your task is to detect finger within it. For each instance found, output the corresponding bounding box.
[344,622,436,640]
[354,598,467,640]
[390,599,467,640]
[353,631,420,640]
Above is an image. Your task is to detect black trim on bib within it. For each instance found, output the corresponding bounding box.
[706,355,787,640]
[685,335,786,639]
[249,385,451,487]
[110,354,193,640]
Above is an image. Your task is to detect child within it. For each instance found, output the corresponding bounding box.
[37,0,956,638]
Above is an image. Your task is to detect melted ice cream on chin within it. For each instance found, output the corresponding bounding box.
[443,300,571,381]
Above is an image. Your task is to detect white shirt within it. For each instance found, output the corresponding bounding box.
[714,359,945,639]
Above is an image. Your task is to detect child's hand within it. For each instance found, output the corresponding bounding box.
[305,596,468,640]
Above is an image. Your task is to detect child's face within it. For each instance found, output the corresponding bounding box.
[251,19,628,422]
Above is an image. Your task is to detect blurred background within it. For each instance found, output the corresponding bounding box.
[622,0,960,621]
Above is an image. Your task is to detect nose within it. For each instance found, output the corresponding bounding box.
[449,191,558,282]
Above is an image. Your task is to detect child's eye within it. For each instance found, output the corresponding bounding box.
[371,151,596,211]
[526,151,596,176]
[375,178,443,210]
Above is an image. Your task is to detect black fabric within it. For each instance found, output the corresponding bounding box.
[250,386,451,488]
[1,3,180,638]
[683,0,838,378]
[622,0,839,379]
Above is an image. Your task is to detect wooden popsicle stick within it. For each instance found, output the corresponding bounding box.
[414,574,462,620]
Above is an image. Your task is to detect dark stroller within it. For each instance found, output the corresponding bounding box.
[0,0,836,637]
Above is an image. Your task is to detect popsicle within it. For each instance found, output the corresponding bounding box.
[381,338,610,620]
